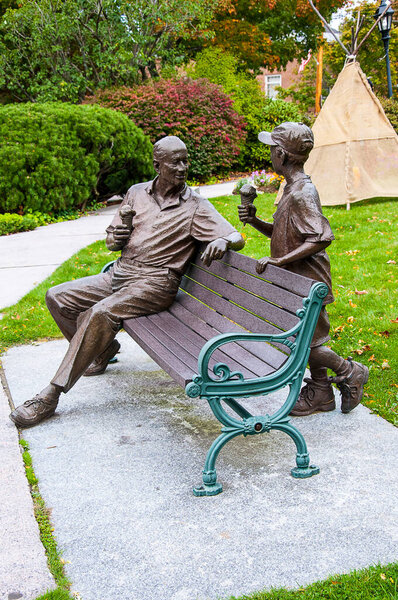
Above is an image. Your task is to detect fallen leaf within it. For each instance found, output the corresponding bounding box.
[381,360,390,370]
[387,259,396,264]
[391,318,398,323]
[368,354,376,362]
[380,331,390,337]
[347,316,355,323]
[355,289,368,295]
[349,300,357,308]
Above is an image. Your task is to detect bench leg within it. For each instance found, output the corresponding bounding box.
[193,429,242,496]
[272,421,320,478]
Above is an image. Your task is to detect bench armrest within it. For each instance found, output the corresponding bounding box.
[186,281,328,399]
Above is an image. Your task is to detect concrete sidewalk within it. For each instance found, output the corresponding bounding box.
[3,334,398,600]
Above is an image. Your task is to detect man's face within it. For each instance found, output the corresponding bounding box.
[156,148,188,187]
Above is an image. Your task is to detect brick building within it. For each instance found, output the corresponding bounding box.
[256,60,303,98]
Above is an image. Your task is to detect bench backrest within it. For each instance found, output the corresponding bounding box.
[179,249,319,350]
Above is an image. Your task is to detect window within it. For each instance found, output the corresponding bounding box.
[265,74,282,99]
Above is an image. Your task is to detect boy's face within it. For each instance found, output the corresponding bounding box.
[270,145,284,175]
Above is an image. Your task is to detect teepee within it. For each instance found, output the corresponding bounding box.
[304,60,398,207]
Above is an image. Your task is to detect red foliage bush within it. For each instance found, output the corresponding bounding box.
[86,78,246,181]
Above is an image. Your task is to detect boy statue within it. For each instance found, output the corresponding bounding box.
[11,135,244,428]
[238,122,369,416]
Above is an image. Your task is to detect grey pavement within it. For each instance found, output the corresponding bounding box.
[3,334,398,600]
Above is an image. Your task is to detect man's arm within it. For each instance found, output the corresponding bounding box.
[256,240,330,273]
[201,232,244,266]
[238,204,273,238]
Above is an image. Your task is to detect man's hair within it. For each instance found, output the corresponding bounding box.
[153,136,187,163]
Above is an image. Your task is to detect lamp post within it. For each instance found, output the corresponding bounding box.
[374,0,395,98]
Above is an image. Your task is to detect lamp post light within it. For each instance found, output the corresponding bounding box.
[374,0,395,98]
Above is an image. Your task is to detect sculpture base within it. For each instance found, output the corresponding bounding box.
[291,464,320,479]
[193,482,223,497]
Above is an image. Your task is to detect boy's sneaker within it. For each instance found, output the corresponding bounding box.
[290,378,336,416]
[330,358,369,413]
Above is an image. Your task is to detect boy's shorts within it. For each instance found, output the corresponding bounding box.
[310,307,331,348]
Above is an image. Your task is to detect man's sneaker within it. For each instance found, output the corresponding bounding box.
[84,339,120,377]
[330,358,369,414]
[290,378,336,416]
[10,395,58,428]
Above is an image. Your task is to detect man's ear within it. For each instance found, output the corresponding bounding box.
[153,159,160,174]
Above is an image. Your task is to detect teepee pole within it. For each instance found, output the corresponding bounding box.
[315,44,324,114]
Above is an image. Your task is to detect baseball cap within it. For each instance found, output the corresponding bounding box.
[258,122,314,156]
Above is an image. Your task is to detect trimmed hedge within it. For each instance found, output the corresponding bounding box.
[0,213,37,235]
[0,103,153,214]
[86,78,246,181]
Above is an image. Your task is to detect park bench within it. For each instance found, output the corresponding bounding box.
[105,249,328,496]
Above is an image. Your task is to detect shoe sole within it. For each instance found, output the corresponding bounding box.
[341,364,369,414]
[9,407,57,429]
[290,400,336,417]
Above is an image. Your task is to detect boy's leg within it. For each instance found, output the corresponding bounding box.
[291,308,369,416]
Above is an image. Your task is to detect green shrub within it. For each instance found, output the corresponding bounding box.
[87,78,246,181]
[246,98,303,167]
[0,103,153,214]
[189,48,269,171]
[379,97,398,133]
[0,213,37,235]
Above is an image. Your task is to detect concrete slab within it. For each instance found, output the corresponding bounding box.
[0,376,55,600]
[3,333,398,600]
[0,207,117,309]
[198,181,237,198]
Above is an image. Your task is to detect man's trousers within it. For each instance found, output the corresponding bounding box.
[46,263,180,392]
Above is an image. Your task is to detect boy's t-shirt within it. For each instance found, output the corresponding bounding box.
[271,175,335,305]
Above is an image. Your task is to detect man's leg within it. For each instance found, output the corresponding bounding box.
[10,272,116,427]
[10,268,179,427]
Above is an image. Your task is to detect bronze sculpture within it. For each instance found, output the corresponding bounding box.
[10,136,244,428]
[238,122,369,416]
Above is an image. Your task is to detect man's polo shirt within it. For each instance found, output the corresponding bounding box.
[106,179,237,275]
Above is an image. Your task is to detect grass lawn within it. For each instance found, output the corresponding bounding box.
[1,194,397,600]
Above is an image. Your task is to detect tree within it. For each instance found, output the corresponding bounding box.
[0,0,220,102]
[324,0,398,98]
[200,0,348,72]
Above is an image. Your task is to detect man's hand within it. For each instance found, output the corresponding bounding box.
[201,238,228,266]
[112,224,131,246]
[238,203,257,225]
[256,255,282,274]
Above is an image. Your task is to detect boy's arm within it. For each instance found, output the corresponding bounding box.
[238,204,273,238]
[256,240,330,273]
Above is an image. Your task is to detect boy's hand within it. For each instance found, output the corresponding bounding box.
[238,204,257,224]
[256,256,282,273]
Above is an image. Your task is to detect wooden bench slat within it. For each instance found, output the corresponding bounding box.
[212,251,316,297]
[149,309,273,377]
[141,314,258,380]
[183,265,299,332]
[177,287,290,355]
[196,260,302,315]
[170,297,285,372]
[123,319,195,387]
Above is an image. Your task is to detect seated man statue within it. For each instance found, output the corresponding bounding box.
[11,135,244,428]
[238,122,369,416]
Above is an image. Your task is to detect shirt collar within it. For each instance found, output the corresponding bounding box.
[145,177,191,209]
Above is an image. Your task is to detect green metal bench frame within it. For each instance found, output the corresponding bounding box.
[102,251,328,496]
